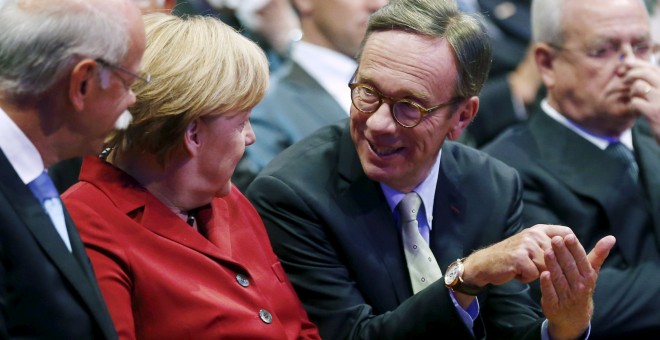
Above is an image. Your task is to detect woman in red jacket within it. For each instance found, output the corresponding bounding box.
[62,13,319,340]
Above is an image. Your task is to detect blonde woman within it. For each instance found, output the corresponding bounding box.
[62,13,319,339]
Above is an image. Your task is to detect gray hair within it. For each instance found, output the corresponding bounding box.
[531,0,564,45]
[532,0,649,45]
[0,0,130,101]
[357,0,492,98]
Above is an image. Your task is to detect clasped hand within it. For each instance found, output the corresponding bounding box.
[460,224,616,340]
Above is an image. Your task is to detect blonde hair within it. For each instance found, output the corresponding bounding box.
[106,13,269,164]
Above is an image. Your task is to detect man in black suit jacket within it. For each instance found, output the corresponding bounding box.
[483,0,660,337]
[246,0,615,339]
[0,0,146,337]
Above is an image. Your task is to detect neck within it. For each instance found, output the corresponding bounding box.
[0,95,64,168]
[113,150,209,214]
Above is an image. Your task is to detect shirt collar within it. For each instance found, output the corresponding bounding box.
[0,106,44,184]
[381,149,441,230]
[291,41,358,115]
[541,99,633,150]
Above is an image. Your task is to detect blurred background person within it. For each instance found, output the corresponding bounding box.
[0,0,145,338]
[456,0,543,147]
[483,0,660,337]
[62,13,319,339]
[232,0,388,191]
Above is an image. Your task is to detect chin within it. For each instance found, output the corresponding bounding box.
[214,182,232,198]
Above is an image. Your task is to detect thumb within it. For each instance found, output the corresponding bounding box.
[587,235,616,273]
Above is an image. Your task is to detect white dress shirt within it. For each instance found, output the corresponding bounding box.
[0,106,72,251]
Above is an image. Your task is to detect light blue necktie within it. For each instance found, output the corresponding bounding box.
[399,192,442,294]
[27,171,72,252]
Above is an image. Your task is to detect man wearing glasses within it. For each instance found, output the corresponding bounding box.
[484,0,660,337]
[0,0,146,338]
[246,0,615,339]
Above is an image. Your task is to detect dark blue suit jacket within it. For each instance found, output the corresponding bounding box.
[0,150,116,339]
[247,119,545,340]
[483,111,660,338]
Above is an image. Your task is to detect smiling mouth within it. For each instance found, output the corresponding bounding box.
[369,142,403,157]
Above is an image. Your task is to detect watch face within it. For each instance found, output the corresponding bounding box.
[444,263,459,285]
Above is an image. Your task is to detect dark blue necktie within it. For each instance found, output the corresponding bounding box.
[606,142,638,184]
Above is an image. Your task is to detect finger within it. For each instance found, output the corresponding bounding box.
[514,257,542,283]
[532,224,574,239]
[631,80,653,98]
[630,97,660,117]
[548,237,572,296]
[563,234,592,277]
[539,270,558,311]
[625,64,660,87]
[586,235,616,273]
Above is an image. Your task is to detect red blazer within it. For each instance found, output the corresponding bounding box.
[62,157,319,340]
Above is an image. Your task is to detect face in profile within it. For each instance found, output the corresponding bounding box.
[350,30,464,192]
[195,110,256,197]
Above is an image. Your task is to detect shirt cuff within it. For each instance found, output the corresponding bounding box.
[541,319,591,340]
[449,289,479,335]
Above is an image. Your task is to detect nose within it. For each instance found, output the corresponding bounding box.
[616,44,638,76]
[363,101,398,133]
[620,44,637,63]
[244,120,256,146]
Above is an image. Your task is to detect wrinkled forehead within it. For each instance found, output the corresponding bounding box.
[561,0,650,44]
[357,31,458,100]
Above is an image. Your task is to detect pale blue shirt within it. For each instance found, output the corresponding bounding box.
[541,99,633,150]
[0,107,72,252]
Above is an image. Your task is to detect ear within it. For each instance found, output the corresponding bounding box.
[183,118,202,157]
[535,42,557,90]
[69,59,98,111]
[447,96,479,141]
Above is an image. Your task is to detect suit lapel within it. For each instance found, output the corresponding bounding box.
[429,143,469,269]
[632,120,660,250]
[0,151,113,338]
[285,62,348,124]
[336,124,411,303]
[139,192,244,268]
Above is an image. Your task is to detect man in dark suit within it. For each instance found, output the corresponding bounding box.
[0,0,146,337]
[232,0,388,191]
[483,0,660,338]
[246,0,615,339]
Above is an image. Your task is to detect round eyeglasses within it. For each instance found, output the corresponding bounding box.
[348,83,463,128]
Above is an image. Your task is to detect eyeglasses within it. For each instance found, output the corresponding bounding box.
[549,40,652,64]
[348,82,464,128]
[95,58,151,88]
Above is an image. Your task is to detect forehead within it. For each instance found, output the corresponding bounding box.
[358,30,458,101]
[562,0,649,44]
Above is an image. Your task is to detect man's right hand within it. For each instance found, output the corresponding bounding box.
[460,224,575,287]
